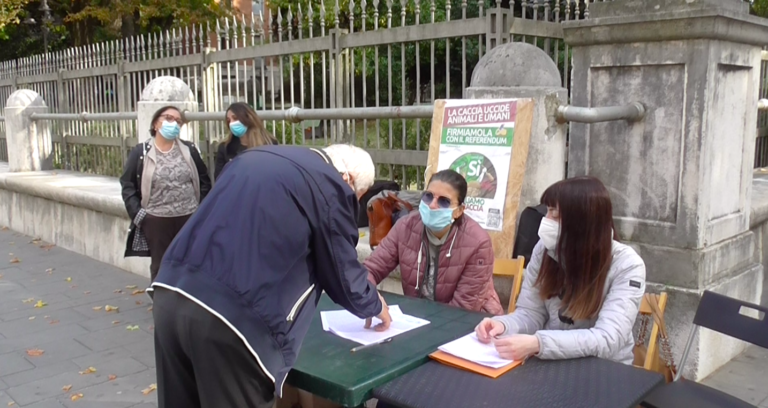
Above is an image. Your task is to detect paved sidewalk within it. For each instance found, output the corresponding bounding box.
[0,228,157,408]
[0,227,766,408]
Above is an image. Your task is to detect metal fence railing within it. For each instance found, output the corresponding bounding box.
[755,50,768,169]
[0,0,582,187]
[0,0,764,176]
[25,106,435,181]
[0,116,6,162]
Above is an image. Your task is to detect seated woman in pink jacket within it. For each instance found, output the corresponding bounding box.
[365,169,504,315]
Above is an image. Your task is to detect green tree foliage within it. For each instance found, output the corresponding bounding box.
[65,0,230,41]
[0,0,230,60]
[0,0,31,40]
[752,0,768,17]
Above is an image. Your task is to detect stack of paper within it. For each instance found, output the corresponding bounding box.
[438,332,515,368]
[320,305,430,346]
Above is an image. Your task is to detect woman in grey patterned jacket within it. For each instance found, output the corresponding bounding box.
[475,176,646,364]
[120,106,211,284]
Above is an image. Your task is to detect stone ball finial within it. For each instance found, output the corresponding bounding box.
[470,42,562,88]
[6,89,47,108]
[140,76,195,102]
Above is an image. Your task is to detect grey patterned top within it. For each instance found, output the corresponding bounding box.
[145,144,199,217]
[421,229,449,300]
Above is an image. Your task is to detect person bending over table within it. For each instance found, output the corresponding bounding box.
[475,176,646,364]
[365,169,504,315]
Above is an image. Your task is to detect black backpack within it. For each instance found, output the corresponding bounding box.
[512,204,547,267]
[357,180,401,228]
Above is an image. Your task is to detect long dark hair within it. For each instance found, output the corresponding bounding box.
[225,102,277,148]
[148,106,182,137]
[535,176,615,320]
[429,169,468,205]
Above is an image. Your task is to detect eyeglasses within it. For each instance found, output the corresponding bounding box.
[160,114,182,123]
[421,191,453,209]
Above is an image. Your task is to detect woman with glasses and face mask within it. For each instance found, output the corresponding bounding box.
[214,102,278,180]
[475,176,646,364]
[120,106,212,286]
[365,169,503,315]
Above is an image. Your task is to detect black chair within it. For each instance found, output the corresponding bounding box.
[641,291,768,408]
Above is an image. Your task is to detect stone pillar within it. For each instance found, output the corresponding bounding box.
[562,0,768,380]
[138,76,198,145]
[466,42,568,305]
[4,89,53,172]
[466,42,568,219]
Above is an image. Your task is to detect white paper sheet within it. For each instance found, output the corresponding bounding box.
[320,305,430,345]
[438,332,515,368]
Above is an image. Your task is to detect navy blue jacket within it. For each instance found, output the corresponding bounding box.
[152,145,383,396]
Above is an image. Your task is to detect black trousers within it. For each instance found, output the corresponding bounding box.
[142,213,191,282]
[153,287,275,408]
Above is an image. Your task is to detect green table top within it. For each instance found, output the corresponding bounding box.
[287,292,487,407]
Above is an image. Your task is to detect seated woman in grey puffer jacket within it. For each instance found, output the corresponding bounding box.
[475,176,646,365]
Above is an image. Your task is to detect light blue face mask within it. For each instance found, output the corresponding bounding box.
[158,121,180,140]
[418,201,455,231]
[229,121,247,137]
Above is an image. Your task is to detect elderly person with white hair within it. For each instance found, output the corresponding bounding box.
[149,144,392,408]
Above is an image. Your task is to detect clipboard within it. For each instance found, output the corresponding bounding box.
[429,350,523,379]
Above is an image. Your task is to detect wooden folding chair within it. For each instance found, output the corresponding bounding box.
[635,292,669,372]
[493,257,525,313]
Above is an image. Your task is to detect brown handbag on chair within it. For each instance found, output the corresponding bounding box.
[634,293,679,383]
[367,193,414,249]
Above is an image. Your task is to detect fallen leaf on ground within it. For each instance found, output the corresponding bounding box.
[70,285,77,288]
[9,258,20,264]
[92,306,102,311]
[113,289,122,294]
[40,244,55,251]
[111,320,120,325]
[141,384,157,395]
[105,305,119,312]
[28,316,35,320]
[147,306,153,312]
[78,367,96,375]
[7,401,15,406]
[0,274,3,279]
[108,374,117,381]
[66,277,72,282]
[83,291,91,295]
[1,226,7,231]
[70,393,83,401]
[46,268,54,274]
[126,325,139,331]
[30,238,42,244]
[131,289,145,295]
[126,285,138,289]
[49,320,59,324]
[26,348,45,357]
[135,301,143,305]
[22,298,34,303]
[62,385,72,392]
[33,300,47,308]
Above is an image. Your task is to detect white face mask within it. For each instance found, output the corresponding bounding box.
[538,217,560,252]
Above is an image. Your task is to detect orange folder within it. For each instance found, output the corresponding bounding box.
[429,350,522,379]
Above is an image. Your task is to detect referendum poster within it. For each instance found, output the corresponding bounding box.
[436,100,517,232]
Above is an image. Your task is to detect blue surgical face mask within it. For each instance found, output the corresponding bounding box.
[419,201,455,231]
[229,121,247,137]
[159,121,180,140]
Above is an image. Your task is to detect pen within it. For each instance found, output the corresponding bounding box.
[350,337,393,353]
